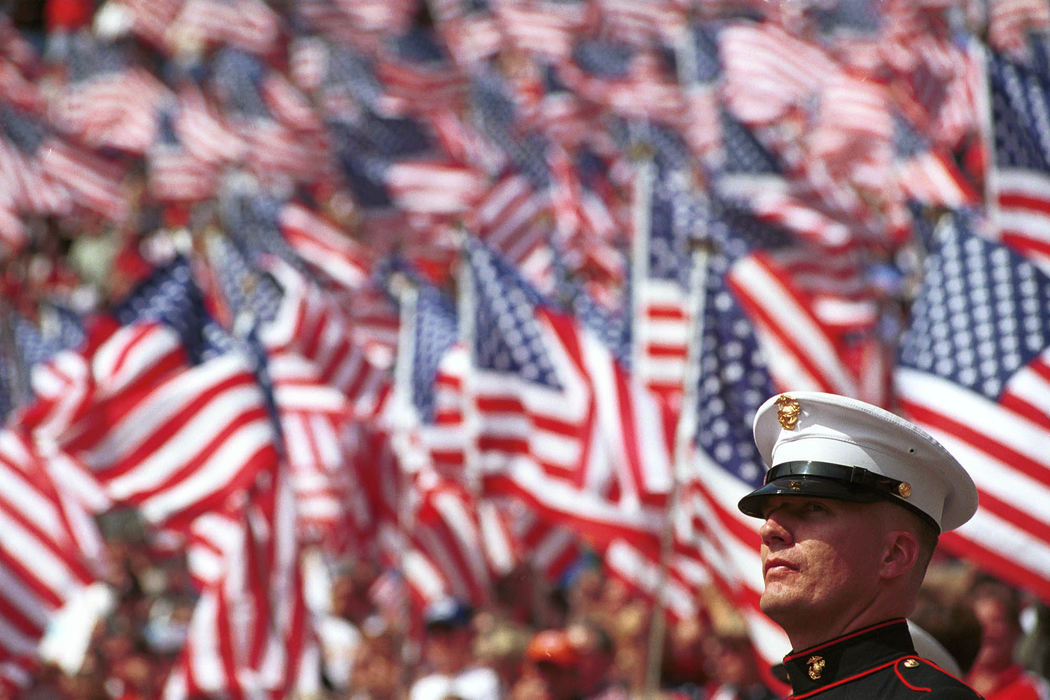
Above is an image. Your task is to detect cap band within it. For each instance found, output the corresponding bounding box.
[765,460,940,532]
[766,460,907,497]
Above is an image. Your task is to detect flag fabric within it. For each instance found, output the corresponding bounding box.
[987,49,1050,272]
[462,237,672,551]
[671,201,871,671]
[0,429,107,694]
[631,149,705,410]
[896,211,1050,604]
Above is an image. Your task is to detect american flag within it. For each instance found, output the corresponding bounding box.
[374,29,470,117]
[148,110,221,204]
[0,430,107,695]
[0,107,66,217]
[491,0,593,62]
[717,21,835,125]
[557,39,686,126]
[172,83,248,167]
[893,113,980,209]
[169,0,281,57]
[277,200,372,292]
[987,0,1050,61]
[674,244,794,673]
[631,149,705,411]
[164,449,316,700]
[987,49,1050,272]
[260,259,391,422]
[463,168,553,293]
[463,238,670,552]
[671,194,874,672]
[53,39,167,155]
[896,211,1050,604]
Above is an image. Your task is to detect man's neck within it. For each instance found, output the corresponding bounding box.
[785,608,909,652]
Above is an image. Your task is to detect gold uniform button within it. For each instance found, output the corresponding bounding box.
[903,659,920,668]
[898,482,912,498]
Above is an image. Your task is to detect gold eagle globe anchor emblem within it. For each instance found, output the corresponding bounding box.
[807,655,826,680]
[776,395,802,430]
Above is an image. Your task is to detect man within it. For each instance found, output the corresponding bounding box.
[965,578,1050,699]
[409,597,501,700]
[512,629,580,700]
[737,391,981,698]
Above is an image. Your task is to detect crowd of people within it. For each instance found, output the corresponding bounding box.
[15,522,1050,699]
[3,0,1050,698]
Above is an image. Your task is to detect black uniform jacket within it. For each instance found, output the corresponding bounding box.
[779,618,982,699]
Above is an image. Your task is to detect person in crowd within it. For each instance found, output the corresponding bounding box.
[702,632,781,700]
[409,597,501,700]
[910,584,984,676]
[737,391,982,697]
[512,628,580,700]
[566,619,628,699]
[966,578,1050,699]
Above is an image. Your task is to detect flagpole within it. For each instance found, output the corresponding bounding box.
[643,232,712,698]
[388,270,422,699]
[0,298,31,408]
[972,36,999,224]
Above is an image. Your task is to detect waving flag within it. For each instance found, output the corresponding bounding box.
[896,211,1050,604]
[987,49,1050,272]
[462,237,671,550]
[0,430,107,695]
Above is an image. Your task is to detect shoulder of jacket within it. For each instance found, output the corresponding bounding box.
[893,657,982,698]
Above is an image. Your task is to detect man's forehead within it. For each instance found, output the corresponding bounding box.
[761,494,877,515]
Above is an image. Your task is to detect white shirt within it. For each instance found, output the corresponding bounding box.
[409,666,502,700]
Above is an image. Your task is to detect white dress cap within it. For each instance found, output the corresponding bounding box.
[742,391,978,532]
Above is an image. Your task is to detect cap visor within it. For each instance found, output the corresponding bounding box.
[738,476,884,518]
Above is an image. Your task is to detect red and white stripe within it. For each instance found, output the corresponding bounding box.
[897,356,1050,604]
[0,431,105,694]
[262,261,391,421]
[278,202,371,292]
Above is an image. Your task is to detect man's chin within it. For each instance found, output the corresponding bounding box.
[758,587,795,621]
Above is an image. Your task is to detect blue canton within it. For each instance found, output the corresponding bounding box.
[989,52,1050,171]
[694,251,775,488]
[412,283,459,422]
[466,238,562,390]
[899,212,1050,400]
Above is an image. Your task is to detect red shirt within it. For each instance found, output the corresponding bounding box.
[45,0,94,31]
[975,665,1050,700]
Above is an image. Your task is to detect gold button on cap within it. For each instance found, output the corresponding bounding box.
[903,659,920,668]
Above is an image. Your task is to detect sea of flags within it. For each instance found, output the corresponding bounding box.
[1,0,1050,696]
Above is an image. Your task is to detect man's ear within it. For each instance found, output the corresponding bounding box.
[881,529,920,580]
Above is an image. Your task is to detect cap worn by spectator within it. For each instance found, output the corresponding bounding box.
[424,597,474,631]
[526,629,580,668]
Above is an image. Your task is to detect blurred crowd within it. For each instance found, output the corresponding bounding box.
[3,0,1050,698]
[16,530,1050,699]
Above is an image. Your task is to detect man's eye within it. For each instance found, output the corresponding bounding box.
[804,502,826,513]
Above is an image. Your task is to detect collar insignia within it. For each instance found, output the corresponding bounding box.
[807,655,826,680]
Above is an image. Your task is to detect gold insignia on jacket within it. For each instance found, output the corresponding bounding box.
[807,655,826,680]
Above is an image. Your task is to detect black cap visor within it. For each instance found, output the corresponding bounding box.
[738,460,940,532]
[738,474,885,518]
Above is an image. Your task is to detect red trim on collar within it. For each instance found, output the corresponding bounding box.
[789,658,904,699]
[784,619,907,662]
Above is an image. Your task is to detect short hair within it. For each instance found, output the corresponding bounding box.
[911,513,940,577]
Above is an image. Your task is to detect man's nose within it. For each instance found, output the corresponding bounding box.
[759,511,791,548]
